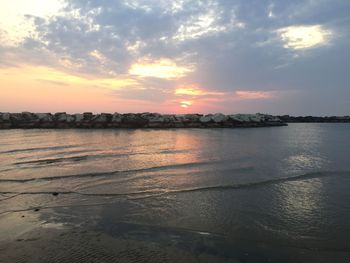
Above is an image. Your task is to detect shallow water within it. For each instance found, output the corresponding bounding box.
[1,124,350,262]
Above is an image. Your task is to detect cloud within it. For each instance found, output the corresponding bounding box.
[1,0,350,114]
[175,85,224,96]
[235,91,274,100]
[175,87,203,96]
[179,100,193,108]
[173,84,226,109]
[129,58,194,79]
[277,25,332,50]
[0,0,63,47]
[172,4,242,42]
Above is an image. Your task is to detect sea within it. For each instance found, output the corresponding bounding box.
[0,123,350,262]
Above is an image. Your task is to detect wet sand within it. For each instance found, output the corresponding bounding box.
[0,210,240,263]
[1,208,350,263]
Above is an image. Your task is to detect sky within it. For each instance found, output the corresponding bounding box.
[0,0,349,115]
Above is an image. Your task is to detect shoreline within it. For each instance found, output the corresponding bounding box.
[278,115,350,123]
[1,112,349,129]
[0,112,286,129]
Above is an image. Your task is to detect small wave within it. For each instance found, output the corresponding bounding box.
[166,170,350,194]
[158,149,195,154]
[13,152,142,166]
[0,202,119,215]
[0,193,21,201]
[14,149,101,160]
[0,160,225,182]
[0,171,349,198]
[0,190,163,200]
[0,145,79,154]
[12,149,198,167]
[14,155,91,165]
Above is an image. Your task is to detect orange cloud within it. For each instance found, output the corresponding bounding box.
[129,58,194,79]
[235,91,273,99]
[175,87,203,96]
[175,86,225,97]
[180,100,193,108]
[173,84,226,111]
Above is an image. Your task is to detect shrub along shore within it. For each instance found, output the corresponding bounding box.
[0,112,286,129]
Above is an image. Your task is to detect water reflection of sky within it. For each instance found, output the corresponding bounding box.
[279,124,330,175]
[272,179,325,235]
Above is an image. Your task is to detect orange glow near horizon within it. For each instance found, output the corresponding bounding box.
[0,65,137,90]
[0,64,276,114]
[0,65,143,113]
[0,64,207,114]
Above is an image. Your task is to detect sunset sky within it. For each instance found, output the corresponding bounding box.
[0,0,349,115]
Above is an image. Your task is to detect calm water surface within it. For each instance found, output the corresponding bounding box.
[0,124,350,262]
